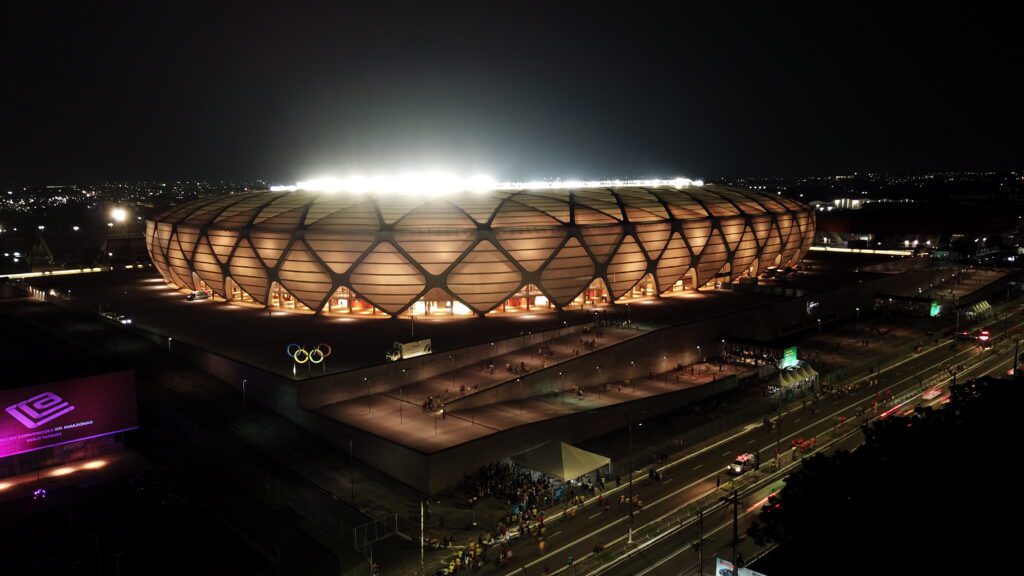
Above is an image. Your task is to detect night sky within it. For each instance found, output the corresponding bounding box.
[4,2,1022,185]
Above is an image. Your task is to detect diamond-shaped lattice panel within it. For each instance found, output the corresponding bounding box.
[495,228,566,272]
[694,228,729,287]
[192,235,226,297]
[607,235,648,298]
[539,237,595,307]
[349,242,425,314]
[278,241,334,310]
[228,239,270,304]
[447,241,523,312]
[655,233,691,292]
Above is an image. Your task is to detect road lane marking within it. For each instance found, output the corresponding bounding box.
[588,512,603,519]
[510,314,1024,576]
[575,337,1023,576]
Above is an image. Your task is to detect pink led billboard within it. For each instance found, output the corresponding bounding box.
[0,370,137,458]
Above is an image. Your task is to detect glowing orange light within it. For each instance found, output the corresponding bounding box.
[50,467,76,477]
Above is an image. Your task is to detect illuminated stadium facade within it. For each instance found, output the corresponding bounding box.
[145,180,815,317]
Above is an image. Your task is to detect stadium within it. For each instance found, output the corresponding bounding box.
[144,179,816,317]
[32,178,948,492]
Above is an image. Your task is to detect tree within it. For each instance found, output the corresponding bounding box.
[748,376,1021,575]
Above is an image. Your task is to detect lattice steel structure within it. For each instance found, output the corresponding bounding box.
[145,184,814,316]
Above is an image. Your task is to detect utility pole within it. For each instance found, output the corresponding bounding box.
[719,489,741,569]
[167,337,173,385]
[1014,338,1020,376]
[775,360,783,469]
[694,508,705,576]
[420,499,425,574]
[619,410,635,545]
[952,300,960,387]
[628,414,634,545]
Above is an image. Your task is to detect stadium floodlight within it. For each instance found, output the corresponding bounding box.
[270,174,703,196]
[111,208,127,222]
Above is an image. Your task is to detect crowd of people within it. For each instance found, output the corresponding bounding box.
[460,462,553,511]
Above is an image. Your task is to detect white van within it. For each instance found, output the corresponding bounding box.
[186,290,210,301]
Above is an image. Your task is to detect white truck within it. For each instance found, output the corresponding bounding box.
[385,338,432,362]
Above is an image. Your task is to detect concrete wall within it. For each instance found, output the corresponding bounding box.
[293,373,738,494]
[423,375,738,493]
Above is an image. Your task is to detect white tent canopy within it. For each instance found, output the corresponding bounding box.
[512,441,611,482]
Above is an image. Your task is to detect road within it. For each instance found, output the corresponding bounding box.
[593,337,1016,576]
[445,306,1024,576]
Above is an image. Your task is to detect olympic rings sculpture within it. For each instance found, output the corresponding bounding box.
[287,343,332,364]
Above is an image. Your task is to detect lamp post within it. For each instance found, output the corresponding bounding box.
[772,359,784,468]
[559,372,565,406]
[364,377,371,413]
[619,410,636,546]
[950,296,960,388]
[855,307,860,321]
[629,361,635,392]
[696,346,701,376]
[242,378,247,434]
[167,337,173,385]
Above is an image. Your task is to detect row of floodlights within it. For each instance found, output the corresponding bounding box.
[270,174,703,196]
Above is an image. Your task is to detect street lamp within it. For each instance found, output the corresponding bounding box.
[242,379,248,434]
[167,337,173,385]
[696,346,701,376]
[618,410,637,546]
[629,361,635,392]
[559,372,565,405]
[951,298,960,387]
[855,307,860,321]
[769,359,786,468]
